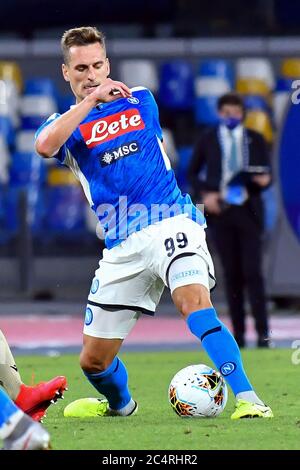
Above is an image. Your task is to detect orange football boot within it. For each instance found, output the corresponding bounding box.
[15,376,67,421]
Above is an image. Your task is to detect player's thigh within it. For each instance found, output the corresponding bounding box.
[83,305,140,340]
[89,243,160,315]
[152,216,216,289]
[170,256,213,318]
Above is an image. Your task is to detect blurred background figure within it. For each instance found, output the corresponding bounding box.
[188,93,272,348]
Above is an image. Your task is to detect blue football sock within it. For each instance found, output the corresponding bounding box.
[0,388,20,428]
[187,308,253,395]
[84,357,131,410]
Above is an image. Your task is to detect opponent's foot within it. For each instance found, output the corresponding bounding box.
[3,415,50,450]
[63,398,138,418]
[15,376,67,421]
[231,399,274,419]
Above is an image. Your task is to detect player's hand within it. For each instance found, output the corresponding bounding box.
[88,78,132,104]
[251,174,271,187]
[203,192,222,215]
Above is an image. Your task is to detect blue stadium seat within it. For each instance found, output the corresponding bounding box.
[4,185,45,234]
[0,183,5,223]
[21,114,48,130]
[243,95,269,112]
[24,78,58,98]
[159,60,194,110]
[276,77,294,92]
[198,59,234,88]
[45,186,86,233]
[9,151,47,186]
[0,184,8,244]
[195,96,219,125]
[0,115,15,147]
[58,94,75,114]
[20,95,57,130]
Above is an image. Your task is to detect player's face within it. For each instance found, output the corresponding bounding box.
[62,43,110,103]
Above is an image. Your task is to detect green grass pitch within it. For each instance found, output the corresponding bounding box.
[9,349,300,450]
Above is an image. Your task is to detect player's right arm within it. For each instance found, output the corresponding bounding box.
[35,78,131,158]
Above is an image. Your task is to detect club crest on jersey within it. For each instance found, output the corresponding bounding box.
[100,141,140,166]
[79,109,145,148]
[127,96,139,104]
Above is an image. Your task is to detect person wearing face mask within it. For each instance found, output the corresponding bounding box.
[188,92,272,348]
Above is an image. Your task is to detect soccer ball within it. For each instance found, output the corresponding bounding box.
[168,364,228,418]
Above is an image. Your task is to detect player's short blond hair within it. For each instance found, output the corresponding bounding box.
[61,26,106,63]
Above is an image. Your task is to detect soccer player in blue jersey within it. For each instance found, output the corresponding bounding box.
[35,26,273,420]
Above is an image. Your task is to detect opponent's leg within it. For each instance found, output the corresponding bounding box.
[172,283,273,419]
[14,376,67,422]
[0,388,50,450]
[0,329,67,421]
[0,329,22,400]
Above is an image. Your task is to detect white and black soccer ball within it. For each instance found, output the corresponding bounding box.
[168,364,228,418]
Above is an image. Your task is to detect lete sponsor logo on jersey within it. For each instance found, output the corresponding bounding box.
[79,109,145,148]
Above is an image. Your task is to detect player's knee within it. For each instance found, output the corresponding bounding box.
[79,350,111,374]
[180,300,205,318]
[172,284,212,318]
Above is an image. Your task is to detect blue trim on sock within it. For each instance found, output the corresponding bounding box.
[187,308,253,395]
[0,389,19,427]
[84,357,131,410]
[200,326,221,342]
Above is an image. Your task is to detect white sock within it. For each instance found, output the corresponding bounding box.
[0,410,23,439]
[109,399,136,416]
[236,391,264,406]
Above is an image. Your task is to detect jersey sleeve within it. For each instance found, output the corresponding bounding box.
[146,89,163,141]
[35,113,66,163]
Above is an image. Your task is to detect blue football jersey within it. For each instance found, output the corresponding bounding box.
[36,87,205,248]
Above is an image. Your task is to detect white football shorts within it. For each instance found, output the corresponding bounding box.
[84,214,215,339]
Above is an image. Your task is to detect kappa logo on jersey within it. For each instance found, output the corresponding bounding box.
[100,141,140,166]
[79,108,145,148]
